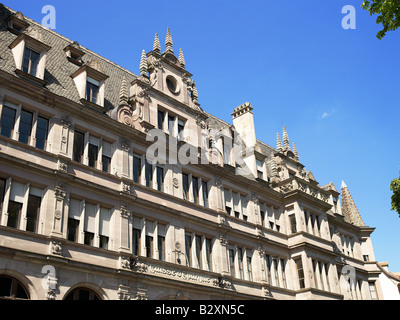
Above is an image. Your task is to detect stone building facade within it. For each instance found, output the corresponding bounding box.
[0,4,382,300]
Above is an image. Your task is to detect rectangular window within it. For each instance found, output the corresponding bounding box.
[178,119,185,139]
[84,231,94,246]
[295,258,305,289]
[18,109,33,144]
[73,130,85,163]
[272,258,280,287]
[260,210,265,227]
[237,248,244,280]
[158,235,165,261]
[201,180,208,208]
[86,77,99,104]
[168,115,175,136]
[156,166,164,192]
[133,228,141,256]
[192,177,199,204]
[182,173,189,200]
[145,161,152,188]
[22,47,40,76]
[256,159,264,179]
[102,141,112,173]
[99,207,110,249]
[67,218,80,242]
[205,238,212,272]
[0,179,6,215]
[363,255,370,262]
[26,194,41,233]
[1,106,16,138]
[133,156,142,183]
[229,249,235,278]
[88,141,98,168]
[157,110,165,130]
[35,116,49,150]
[7,201,22,229]
[195,235,202,269]
[99,235,109,249]
[281,259,287,289]
[265,255,272,284]
[185,233,192,267]
[369,282,377,300]
[247,256,253,281]
[289,214,297,234]
[146,235,153,258]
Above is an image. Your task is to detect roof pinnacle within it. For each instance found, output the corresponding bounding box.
[140,49,148,76]
[276,133,283,153]
[179,48,185,68]
[153,33,161,54]
[165,28,174,54]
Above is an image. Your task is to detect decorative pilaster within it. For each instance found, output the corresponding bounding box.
[51,182,66,237]
[59,117,71,155]
[119,205,131,252]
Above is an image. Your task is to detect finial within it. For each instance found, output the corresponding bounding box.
[119,77,129,105]
[140,49,148,76]
[179,48,185,68]
[276,133,283,152]
[283,126,290,151]
[292,142,299,160]
[341,180,347,189]
[153,33,161,54]
[165,28,174,54]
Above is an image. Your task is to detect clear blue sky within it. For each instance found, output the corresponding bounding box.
[4,0,400,271]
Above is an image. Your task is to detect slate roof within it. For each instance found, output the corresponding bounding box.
[0,4,138,113]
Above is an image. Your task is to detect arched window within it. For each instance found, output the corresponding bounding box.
[64,287,101,300]
[0,276,29,300]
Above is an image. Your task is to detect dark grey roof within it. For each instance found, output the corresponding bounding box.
[0,4,137,112]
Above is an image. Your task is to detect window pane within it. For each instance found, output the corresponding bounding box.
[145,161,152,187]
[185,233,192,267]
[88,144,98,168]
[168,115,174,136]
[26,194,41,233]
[202,181,208,207]
[0,277,12,297]
[133,228,141,256]
[100,235,109,249]
[35,116,49,150]
[133,156,141,183]
[182,173,189,200]
[206,239,212,272]
[156,166,164,192]
[7,201,22,228]
[1,106,16,138]
[192,177,198,204]
[18,110,33,144]
[195,235,202,269]
[67,218,79,242]
[157,111,164,130]
[73,131,85,163]
[158,235,165,261]
[146,235,153,258]
[102,155,111,173]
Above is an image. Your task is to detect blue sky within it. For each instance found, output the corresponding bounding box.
[4,0,400,272]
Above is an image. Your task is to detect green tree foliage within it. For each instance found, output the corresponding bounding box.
[390,171,400,217]
[361,0,400,39]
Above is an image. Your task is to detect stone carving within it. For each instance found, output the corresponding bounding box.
[117,285,131,300]
[213,276,232,290]
[173,177,179,188]
[120,256,131,270]
[54,183,66,200]
[121,182,131,193]
[219,235,228,246]
[120,206,131,219]
[51,241,62,255]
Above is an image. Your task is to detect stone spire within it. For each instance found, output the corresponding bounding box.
[341,181,365,227]
[165,28,174,54]
[292,142,299,160]
[276,133,283,153]
[119,77,129,105]
[153,33,161,54]
[140,49,148,76]
[179,48,185,68]
[282,125,290,151]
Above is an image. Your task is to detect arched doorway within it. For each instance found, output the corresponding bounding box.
[0,275,29,300]
[64,287,101,300]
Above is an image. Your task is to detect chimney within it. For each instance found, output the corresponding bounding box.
[232,102,257,177]
[232,102,256,148]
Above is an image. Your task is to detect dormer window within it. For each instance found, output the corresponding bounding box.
[64,42,85,66]
[86,77,100,104]
[22,47,40,77]
[6,12,29,35]
[9,33,51,84]
[71,62,109,110]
